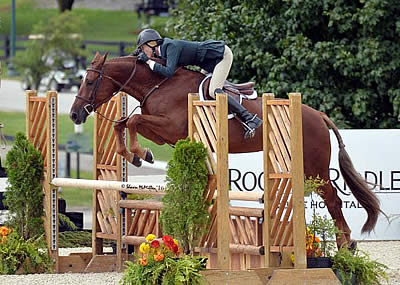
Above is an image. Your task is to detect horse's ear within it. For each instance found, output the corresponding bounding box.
[101,52,108,65]
[91,52,101,64]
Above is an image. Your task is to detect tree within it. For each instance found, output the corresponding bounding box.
[160,139,209,254]
[167,0,400,128]
[13,11,86,90]
[4,133,44,240]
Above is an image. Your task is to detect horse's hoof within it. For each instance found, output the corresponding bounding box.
[132,154,142,167]
[145,148,154,164]
[349,240,357,253]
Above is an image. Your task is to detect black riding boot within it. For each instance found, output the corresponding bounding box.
[215,89,262,139]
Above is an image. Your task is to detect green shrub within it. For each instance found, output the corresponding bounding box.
[0,231,52,274]
[160,139,209,254]
[5,132,44,240]
[332,248,388,284]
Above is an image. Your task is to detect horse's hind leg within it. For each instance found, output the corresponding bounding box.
[320,182,354,249]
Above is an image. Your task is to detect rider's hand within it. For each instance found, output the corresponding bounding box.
[137,52,149,63]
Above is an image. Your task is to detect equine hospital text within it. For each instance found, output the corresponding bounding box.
[229,168,400,194]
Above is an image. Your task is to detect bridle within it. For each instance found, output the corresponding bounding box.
[75,58,172,123]
[75,58,138,115]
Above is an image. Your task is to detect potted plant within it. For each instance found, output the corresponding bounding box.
[121,234,206,285]
[332,247,388,285]
[303,176,339,268]
[306,213,339,268]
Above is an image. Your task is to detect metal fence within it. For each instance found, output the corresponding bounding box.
[0,35,134,61]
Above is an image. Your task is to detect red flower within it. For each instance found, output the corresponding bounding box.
[163,235,179,253]
[151,240,160,248]
[162,235,174,243]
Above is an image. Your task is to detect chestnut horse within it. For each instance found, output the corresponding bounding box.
[70,52,380,249]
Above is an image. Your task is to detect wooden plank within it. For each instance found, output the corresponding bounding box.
[202,269,271,285]
[216,93,230,269]
[271,180,292,243]
[273,197,293,246]
[268,112,291,171]
[269,173,291,179]
[267,99,290,105]
[268,268,340,285]
[196,106,217,151]
[204,106,217,139]
[96,232,116,240]
[96,164,118,171]
[262,93,274,267]
[271,105,291,153]
[84,255,117,273]
[58,255,88,273]
[194,132,215,174]
[193,100,217,106]
[289,93,307,269]
[268,131,287,172]
[188,93,199,140]
[128,209,142,235]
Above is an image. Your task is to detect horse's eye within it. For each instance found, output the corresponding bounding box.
[86,80,94,85]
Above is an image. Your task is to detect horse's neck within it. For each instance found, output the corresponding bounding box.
[107,58,204,102]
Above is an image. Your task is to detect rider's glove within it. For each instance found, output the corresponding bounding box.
[137,52,149,63]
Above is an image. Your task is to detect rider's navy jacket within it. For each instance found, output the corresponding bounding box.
[153,38,225,78]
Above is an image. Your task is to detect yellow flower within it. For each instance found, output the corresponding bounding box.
[173,239,178,245]
[139,242,150,253]
[146,234,156,242]
[290,254,295,265]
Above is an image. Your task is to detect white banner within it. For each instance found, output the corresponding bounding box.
[228,129,400,241]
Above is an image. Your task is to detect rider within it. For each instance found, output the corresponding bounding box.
[135,28,262,139]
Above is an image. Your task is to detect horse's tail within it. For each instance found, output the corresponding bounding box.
[320,112,380,233]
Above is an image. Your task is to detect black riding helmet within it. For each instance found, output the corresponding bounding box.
[136,29,163,48]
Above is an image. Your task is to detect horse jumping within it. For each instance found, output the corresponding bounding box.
[70,52,380,249]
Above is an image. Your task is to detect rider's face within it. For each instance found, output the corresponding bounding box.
[141,45,153,57]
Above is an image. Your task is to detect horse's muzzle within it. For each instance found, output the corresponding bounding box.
[69,109,88,125]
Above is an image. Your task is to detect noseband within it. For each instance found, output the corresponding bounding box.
[75,59,138,114]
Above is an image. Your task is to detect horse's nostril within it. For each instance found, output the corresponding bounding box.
[70,112,78,122]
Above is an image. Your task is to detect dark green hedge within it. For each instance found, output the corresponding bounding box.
[167,0,400,128]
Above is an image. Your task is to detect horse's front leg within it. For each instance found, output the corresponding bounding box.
[113,118,141,166]
[126,114,179,167]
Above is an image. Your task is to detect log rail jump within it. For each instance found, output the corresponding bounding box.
[26,90,339,282]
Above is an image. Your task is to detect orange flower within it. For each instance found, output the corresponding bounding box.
[0,226,9,236]
[154,253,164,262]
[139,257,147,266]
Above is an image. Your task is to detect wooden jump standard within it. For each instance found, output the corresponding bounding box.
[26,91,338,283]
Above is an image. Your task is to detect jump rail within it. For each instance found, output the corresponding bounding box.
[51,177,263,201]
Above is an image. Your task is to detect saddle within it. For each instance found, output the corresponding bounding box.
[199,74,258,104]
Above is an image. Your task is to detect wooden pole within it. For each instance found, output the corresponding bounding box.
[93,102,103,256]
[289,93,306,269]
[216,93,230,269]
[46,91,59,271]
[262,93,275,267]
[188,93,199,141]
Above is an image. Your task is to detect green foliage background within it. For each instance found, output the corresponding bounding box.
[167,0,400,128]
